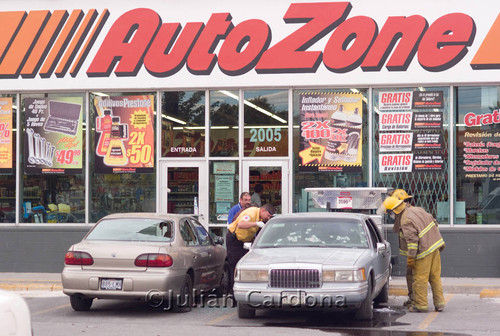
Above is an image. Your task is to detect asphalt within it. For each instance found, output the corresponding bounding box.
[0,273,499,298]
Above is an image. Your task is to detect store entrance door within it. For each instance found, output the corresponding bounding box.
[159,161,208,227]
[242,161,289,215]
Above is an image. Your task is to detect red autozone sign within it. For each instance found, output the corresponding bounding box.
[0,1,499,87]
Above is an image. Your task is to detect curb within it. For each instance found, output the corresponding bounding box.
[480,289,500,298]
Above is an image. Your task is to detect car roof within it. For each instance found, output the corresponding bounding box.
[98,212,193,221]
[271,212,369,220]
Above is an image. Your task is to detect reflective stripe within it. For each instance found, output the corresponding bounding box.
[408,243,418,250]
[399,249,408,256]
[416,238,445,260]
[418,221,436,238]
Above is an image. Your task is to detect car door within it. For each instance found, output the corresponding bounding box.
[189,218,221,289]
[365,218,390,294]
[179,218,210,291]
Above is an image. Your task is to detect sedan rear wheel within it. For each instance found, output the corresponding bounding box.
[174,274,193,313]
[70,294,93,311]
[215,262,230,297]
[237,302,256,319]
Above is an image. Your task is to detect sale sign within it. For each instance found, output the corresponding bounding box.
[24,97,83,174]
[94,95,155,174]
[0,98,13,172]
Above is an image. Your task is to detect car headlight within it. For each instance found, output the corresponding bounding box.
[323,269,366,282]
[235,269,269,282]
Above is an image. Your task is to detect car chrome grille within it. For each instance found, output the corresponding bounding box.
[269,269,320,288]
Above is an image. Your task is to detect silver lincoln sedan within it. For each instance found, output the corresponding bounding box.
[62,213,228,312]
[233,212,391,320]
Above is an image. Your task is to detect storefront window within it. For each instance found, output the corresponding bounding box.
[456,86,500,224]
[89,92,156,223]
[209,160,238,224]
[293,89,369,212]
[243,89,288,157]
[162,91,205,157]
[20,93,86,223]
[373,87,450,223]
[0,94,16,223]
[209,90,238,157]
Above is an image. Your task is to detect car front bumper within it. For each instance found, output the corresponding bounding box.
[233,281,368,309]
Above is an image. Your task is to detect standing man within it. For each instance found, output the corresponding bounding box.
[226,203,275,293]
[227,192,251,225]
[251,184,264,206]
[383,196,445,312]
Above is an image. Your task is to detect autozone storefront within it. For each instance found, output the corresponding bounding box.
[1,0,500,276]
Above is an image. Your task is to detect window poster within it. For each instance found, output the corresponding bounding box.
[459,108,500,181]
[24,97,83,175]
[298,92,363,173]
[378,90,445,173]
[214,175,234,202]
[0,98,13,173]
[94,95,155,174]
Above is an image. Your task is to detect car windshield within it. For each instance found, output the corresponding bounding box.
[255,218,368,248]
[86,218,174,242]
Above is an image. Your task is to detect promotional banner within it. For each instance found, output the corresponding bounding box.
[24,97,83,174]
[379,90,445,173]
[459,108,500,181]
[298,92,363,172]
[94,95,155,174]
[0,98,13,172]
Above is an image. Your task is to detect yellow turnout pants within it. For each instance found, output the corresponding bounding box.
[412,249,445,310]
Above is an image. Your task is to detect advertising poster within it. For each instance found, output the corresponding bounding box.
[379,90,445,174]
[94,95,155,174]
[214,175,234,202]
[0,98,13,172]
[298,92,363,173]
[24,97,83,175]
[459,108,500,181]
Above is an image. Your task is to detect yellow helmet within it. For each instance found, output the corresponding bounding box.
[383,196,405,214]
[392,189,412,200]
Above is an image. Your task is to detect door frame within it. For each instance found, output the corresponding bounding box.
[159,160,208,227]
[242,160,289,214]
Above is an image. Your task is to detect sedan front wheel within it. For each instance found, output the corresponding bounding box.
[237,302,256,318]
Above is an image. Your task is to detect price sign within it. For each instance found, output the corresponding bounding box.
[336,197,353,209]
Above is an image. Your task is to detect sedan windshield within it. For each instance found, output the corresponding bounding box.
[86,218,174,242]
[255,218,368,248]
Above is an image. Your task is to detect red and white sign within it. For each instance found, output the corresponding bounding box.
[379,154,413,173]
[379,132,413,152]
[379,112,412,131]
[378,92,413,111]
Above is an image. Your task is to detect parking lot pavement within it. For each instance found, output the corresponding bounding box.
[1,273,499,298]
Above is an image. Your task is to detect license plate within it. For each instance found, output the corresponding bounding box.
[281,291,306,305]
[100,278,123,290]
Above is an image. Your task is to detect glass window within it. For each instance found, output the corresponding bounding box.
[89,92,156,223]
[190,218,213,246]
[209,160,238,224]
[456,86,500,224]
[373,87,450,223]
[20,93,86,223]
[243,89,288,157]
[180,219,199,246]
[86,218,174,242]
[209,90,238,157]
[293,89,369,212]
[0,94,16,223]
[162,91,205,157]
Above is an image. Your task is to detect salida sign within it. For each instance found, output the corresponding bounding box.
[0,2,499,81]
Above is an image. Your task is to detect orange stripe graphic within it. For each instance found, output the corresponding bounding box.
[0,11,48,76]
[21,10,68,77]
[56,9,97,77]
[471,13,500,69]
[40,10,83,78]
[0,12,26,66]
[71,9,109,77]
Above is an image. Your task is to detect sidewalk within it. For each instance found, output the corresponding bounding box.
[0,273,499,298]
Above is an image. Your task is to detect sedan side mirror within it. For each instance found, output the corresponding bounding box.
[243,242,252,250]
[376,242,387,253]
[213,236,224,245]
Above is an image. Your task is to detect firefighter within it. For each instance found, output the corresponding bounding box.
[391,189,414,306]
[383,196,445,312]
